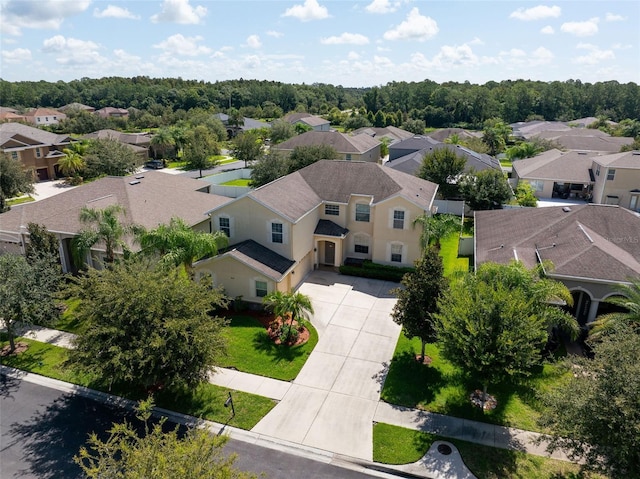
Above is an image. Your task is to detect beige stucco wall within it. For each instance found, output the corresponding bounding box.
[291,207,319,262]
[594,166,640,208]
[351,146,381,163]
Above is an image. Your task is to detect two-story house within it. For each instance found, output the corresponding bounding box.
[591,150,640,211]
[0,122,72,181]
[23,107,66,126]
[196,160,438,304]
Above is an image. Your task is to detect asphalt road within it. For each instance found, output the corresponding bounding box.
[0,375,389,479]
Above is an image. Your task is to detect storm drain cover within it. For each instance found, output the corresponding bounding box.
[437,444,452,455]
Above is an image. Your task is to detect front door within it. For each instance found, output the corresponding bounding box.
[324,242,335,265]
[36,168,49,181]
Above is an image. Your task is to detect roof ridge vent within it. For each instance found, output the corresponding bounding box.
[129,180,141,185]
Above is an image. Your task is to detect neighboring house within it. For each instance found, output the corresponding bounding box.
[511,149,597,200]
[0,107,25,123]
[385,135,501,176]
[0,122,72,181]
[591,150,640,210]
[213,113,271,138]
[0,172,232,272]
[532,129,633,152]
[475,204,640,326]
[426,127,480,143]
[196,160,438,303]
[352,126,414,145]
[272,131,382,163]
[23,108,66,126]
[283,113,331,132]
[94,107,129,119]
[510,120,570,139]
[59,103,96,113]
[82,129,151,161]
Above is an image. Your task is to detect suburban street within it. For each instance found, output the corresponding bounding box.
[0,375,395,479]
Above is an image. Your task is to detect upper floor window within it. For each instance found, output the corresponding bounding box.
[325,204,339,216]
[390,243,403,263]
[346,154,352,161]
[393,210,405,229]
[354,234,369,254]
[355,204,370,222]
[11,151,18,160]
[607,169,616,181]
[271,222,283,243]
[219,217,230,237]
[595,165,600,176]
[35,148,42,158]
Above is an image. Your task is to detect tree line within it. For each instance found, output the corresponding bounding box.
[1,76,638,128]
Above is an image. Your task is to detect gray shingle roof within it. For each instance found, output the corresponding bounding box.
[314,219,349,237]
[512,149,598,183]
[475,204,640,283]
[220,239,295,280]
[593,150,640,169]
[273,131,380,154]
[352,126,414,143]
[0,122,72,147]
[247,160,438,222]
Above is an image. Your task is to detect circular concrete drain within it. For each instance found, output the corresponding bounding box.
[437,444,452,455]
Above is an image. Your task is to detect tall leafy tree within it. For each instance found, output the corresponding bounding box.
[230,130,263,167]
[589,279,640,340]
[435,261,578,401]
[417,148,467,199]
[269,119,295,144]
[83,138,140,178]
[539,327,640,478]
[391,247,447,362]
[0,152,34,213]
[137,217,228,276]
[249,150,289,188]
[66,259,228,390]
[25,222,60,266]
[184,125,220,177]
[287,144,339,173]
[72,205,139,267]
[76,398,257,479]
[0,253,61,353]
[458,169,512,210]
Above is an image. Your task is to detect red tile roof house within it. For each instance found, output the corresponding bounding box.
[0,172,232,273]
[474,204,640,328]
[271,130,382,163]
[195,160,438,304]
[0,122,73,181]
[23,107,67,126]
[94,107,129,119]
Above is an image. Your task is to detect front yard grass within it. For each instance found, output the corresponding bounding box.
[438,232,470,277]
[53,298,86,334]
[373,423,604,478]
[380,335,571,432]
[221,315,318,381]
[7,196,35,206]
[0,335,275,430]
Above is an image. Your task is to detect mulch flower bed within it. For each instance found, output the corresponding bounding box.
[0,341,29,357]
[222,309,310,347]
[470,389,498,411]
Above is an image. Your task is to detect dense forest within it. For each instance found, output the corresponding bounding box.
[1,76,639,128]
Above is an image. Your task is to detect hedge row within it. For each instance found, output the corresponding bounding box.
[339,260,414,282]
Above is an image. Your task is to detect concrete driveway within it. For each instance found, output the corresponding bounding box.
[251,270,401,460]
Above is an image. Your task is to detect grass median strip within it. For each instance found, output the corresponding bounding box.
[0,335,276,430]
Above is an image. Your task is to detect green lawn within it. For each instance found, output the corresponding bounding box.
[0,335,275,430]
[500,159,513,168]
[54,298,86,334]
[221,315,318,381]
[438,232,470,278]
[373,423,604,478]
[220,178,251,187]
[7,196,35,206]
[380,335,571,432]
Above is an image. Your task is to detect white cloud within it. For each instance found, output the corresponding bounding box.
[500,48,527,58]
[113,49,141,63]
[348,51,360,60]
[41,35,104,65]
[605,12,625,22]
[531,46,554,63]
[282,0,329,22]
[151,0,207,24]
[153,34,212,56]
[469,37,484,46]
[499,46,554,67]
[94,5,140,20]
[383,7,438,42]
[510,5,561,21]
[321,33,369,45]
[541,25,554,34]
[246,34,262,49]
[365,0,399,14]
[574,43,614,65]
[267,30,283,38]
[1,0,90,35]
[561,18,599,37]
[2,47,32,63]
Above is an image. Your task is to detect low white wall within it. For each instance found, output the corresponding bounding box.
[201,168,253,198]
[433,199,468,216]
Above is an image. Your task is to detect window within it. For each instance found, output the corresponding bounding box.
[354,234,369,254]
[219,217,230,237]
[595,165,600,176]
[35,148,42,158]
[631,195,640,212]
[391,244,403,263]
[11,151,18,160]
[607,169,616,181]
[393,210,405,229]
[355,204,370,222]
[325,204,339,216]
[271,222,283,243]
[346,154,352,161]
[529,179,544,192]
[255,280,268,298]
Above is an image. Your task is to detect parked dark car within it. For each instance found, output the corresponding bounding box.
[145,160,164,169]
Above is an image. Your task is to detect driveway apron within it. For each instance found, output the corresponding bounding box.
[251,270,401,460]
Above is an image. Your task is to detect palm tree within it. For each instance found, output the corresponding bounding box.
[150,128,175,161]
[72,205,139,267]
[413,213,461,250]
[589,279,640,340]
[263,291,314,344]
[59,141,88,178]
[444,133,461,145]
[137,217,228,276]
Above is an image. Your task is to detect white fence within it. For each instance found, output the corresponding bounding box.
[433,199,468,216]
[200,168,252,198]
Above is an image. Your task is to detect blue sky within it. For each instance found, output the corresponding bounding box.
[1,0,638,86]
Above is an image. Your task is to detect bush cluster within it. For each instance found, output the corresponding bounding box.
[339,260,414,282]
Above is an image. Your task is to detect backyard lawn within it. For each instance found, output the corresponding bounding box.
[220,178,251,187]
[438,231,470,278]
[221,314,318,381]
